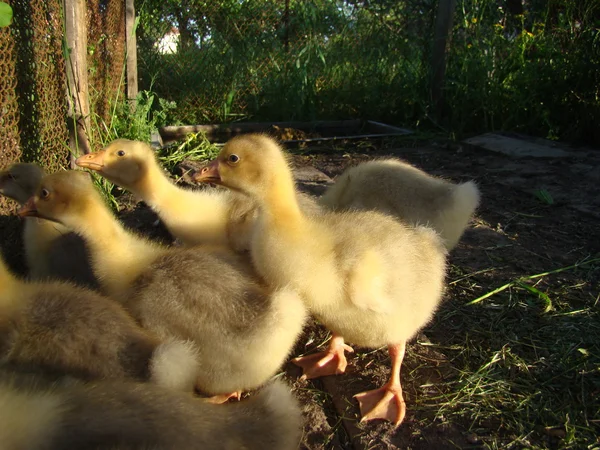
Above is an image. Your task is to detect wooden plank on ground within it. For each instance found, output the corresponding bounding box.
[160,120,363,142]
[464,133,569,158]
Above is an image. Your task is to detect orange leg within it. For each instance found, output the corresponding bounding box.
[292,334,354,380]
[354,342,407,427]
[205,391,242,404]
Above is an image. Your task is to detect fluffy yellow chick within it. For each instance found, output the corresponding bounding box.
[194,134,447,426]
[17,170,307,402]
[0,367,302,450]
[0,163,97,287]
[319,158,480,250]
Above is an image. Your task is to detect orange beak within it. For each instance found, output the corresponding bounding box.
[17,197,38,218]
[76,150,106,171]
[192,160,221,184]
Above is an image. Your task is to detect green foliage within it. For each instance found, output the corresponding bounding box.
[91,90,178,146]
[137,0,431,126]
[157,132,220,172]
[534,189,554,205]
[445,0,600,144]
[0,1,12,27]
[136,0,600,145]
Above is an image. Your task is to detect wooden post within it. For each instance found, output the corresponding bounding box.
[126,0,138,109]
[430,0,456,116]
[283,0,290,51]
[64,0,91,166]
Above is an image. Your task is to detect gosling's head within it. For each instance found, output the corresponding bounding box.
[193,134,290,198]
[0,163,45,205]
[76,139,156,190]
[17,170,96,227]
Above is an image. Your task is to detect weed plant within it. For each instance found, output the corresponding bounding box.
[137,0,600,145]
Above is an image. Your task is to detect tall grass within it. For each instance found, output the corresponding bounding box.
[445,0,600,143]
[137,0,600,145]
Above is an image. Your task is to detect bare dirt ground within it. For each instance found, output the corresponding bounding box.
[1,136,598,449]
[284,138,600,450]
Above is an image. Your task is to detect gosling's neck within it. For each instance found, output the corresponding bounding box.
[0,261,21,311]
[134,160,181,208]
[135,160,231,246]
[256,173,305,232]
[67,200,162,299]
[13,191,32,205]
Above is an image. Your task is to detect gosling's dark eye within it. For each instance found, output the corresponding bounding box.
[117,150,126,157]
[228,154,240,164]
[40,188,50,199]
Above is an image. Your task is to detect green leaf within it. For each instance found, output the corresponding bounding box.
[0,2,13,28]
[517,281,553,313]
[534,189,554,205]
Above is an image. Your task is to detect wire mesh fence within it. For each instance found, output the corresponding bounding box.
[0,1,20,211]
[87,0,126,149]
[137,0,600,146]
[136,1,434,126]
[11,0,69,170]
[0,0,127,213]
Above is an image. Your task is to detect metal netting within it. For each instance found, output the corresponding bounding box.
[136,1,434,125]
[0,0,21,211]
[11,0,69,172]
[0,0,127,214]
[87,0,126,150]
[137,1,286,124]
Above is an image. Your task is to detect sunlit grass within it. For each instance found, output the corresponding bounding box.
[424,259,600,449]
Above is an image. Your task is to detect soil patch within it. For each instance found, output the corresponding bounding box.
[1,137,598,449]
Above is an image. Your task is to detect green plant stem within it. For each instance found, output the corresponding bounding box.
[467,257,600,307]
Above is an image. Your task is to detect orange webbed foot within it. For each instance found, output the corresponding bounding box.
[354,384,406,426]
[292,334,354,380]
[205,391,242,404]
[354,342,408,427]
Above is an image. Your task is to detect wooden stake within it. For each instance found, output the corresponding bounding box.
[63,0,91,165]
[430,0,457,116]
[126,0,138,110]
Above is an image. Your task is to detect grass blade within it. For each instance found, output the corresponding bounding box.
[516,281,553,313]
